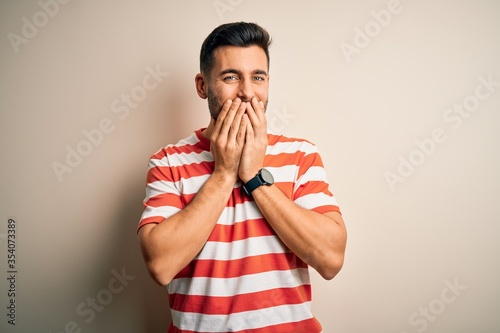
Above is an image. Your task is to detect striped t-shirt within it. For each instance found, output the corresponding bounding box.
[138,128,340,333]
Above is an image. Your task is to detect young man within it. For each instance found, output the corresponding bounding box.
[137,22,347,333]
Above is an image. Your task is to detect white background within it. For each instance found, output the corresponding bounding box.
[1,0,499,332]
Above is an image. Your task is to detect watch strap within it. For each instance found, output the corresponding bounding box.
[243,175,264,196]
[242,168,274,197]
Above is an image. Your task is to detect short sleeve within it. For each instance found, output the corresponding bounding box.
[293,143,340,215]
[137,151,183,232]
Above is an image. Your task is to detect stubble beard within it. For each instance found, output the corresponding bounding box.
[207,87,222,120]
[207,87,268,120]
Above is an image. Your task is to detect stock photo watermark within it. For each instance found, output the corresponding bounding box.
[384,74,499,192]
[51,64,169,182]
[49,267,135,333]
[399,277,467,333]
[213,0,243,21]
[5,217,18,326]
[7,0,73,54]
[267,106,296,133]
[339,0,406,64]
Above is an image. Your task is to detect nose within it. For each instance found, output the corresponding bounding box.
[237,78,254,102]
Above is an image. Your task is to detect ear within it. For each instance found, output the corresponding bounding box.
[195,73,208,99]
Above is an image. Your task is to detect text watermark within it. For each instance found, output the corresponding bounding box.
[400,277,467,333]
[384,74,499,192]
[51,64,169,182]
[48,267,135,333]
[5,217,18,326]
[7,0,73,54]
[339,0,406,64]
[213,0,243,21]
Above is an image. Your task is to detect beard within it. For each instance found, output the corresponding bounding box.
[207,87,223,120]
[207,87,268,120]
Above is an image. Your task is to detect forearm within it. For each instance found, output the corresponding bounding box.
[140,100,250,285]
[138,172,235,285]
[251,184,347,280]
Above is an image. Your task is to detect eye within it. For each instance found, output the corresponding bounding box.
[253,76,264,81]
[223,75,238,81]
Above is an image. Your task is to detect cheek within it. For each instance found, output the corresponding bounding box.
[255,88,268,101]
[213,85,235,101]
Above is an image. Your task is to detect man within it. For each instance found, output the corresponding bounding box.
[137,22,347,333]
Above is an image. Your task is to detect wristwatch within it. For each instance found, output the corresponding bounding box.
[242,168,274,197]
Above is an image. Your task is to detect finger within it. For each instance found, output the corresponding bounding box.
[245,100,259,125]
[246,100,267,142]
[227,100,247,141]
[251,97,266,121]
[215,98,242,141]
[221,98,242,133]
[246,99,266,130]
[212,99,233,136]
[255,98,268,129]
[236,114,248,146]
[245,114,254,140]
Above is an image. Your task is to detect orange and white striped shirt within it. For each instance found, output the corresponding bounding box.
[138,129,340,333]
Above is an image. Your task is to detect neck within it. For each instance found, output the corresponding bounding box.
[201,118,216,139]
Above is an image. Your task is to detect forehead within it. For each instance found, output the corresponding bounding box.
[212,45,268,73]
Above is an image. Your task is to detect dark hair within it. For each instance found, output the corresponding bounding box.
[200,22,272,76]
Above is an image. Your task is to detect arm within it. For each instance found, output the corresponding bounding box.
[138,173,235,286]
[250,185,346,280]
[138,99,248,286]
[240,97,347,280]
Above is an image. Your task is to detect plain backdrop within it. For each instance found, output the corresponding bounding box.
[1,0,499,332]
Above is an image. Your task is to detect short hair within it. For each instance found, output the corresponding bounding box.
[200,22,272,76]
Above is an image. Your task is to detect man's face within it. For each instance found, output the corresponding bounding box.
[206,45,269,119]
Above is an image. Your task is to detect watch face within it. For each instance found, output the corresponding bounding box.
[260,168,274,184]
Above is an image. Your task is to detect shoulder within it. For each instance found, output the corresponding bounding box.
[145,130,209,181]
[149,130,207,162]
[267,133,319,155]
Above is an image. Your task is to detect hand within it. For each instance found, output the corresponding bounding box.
[239,97,268,183]
[210,98,248,182]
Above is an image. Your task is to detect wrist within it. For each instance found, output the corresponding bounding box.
[241,168,274,197]
[240,170,259,184]
[210,170,238,188]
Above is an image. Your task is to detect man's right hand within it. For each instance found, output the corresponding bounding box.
[209,98,248,182]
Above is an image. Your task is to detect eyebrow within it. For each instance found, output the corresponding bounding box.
[219,68,268,76]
